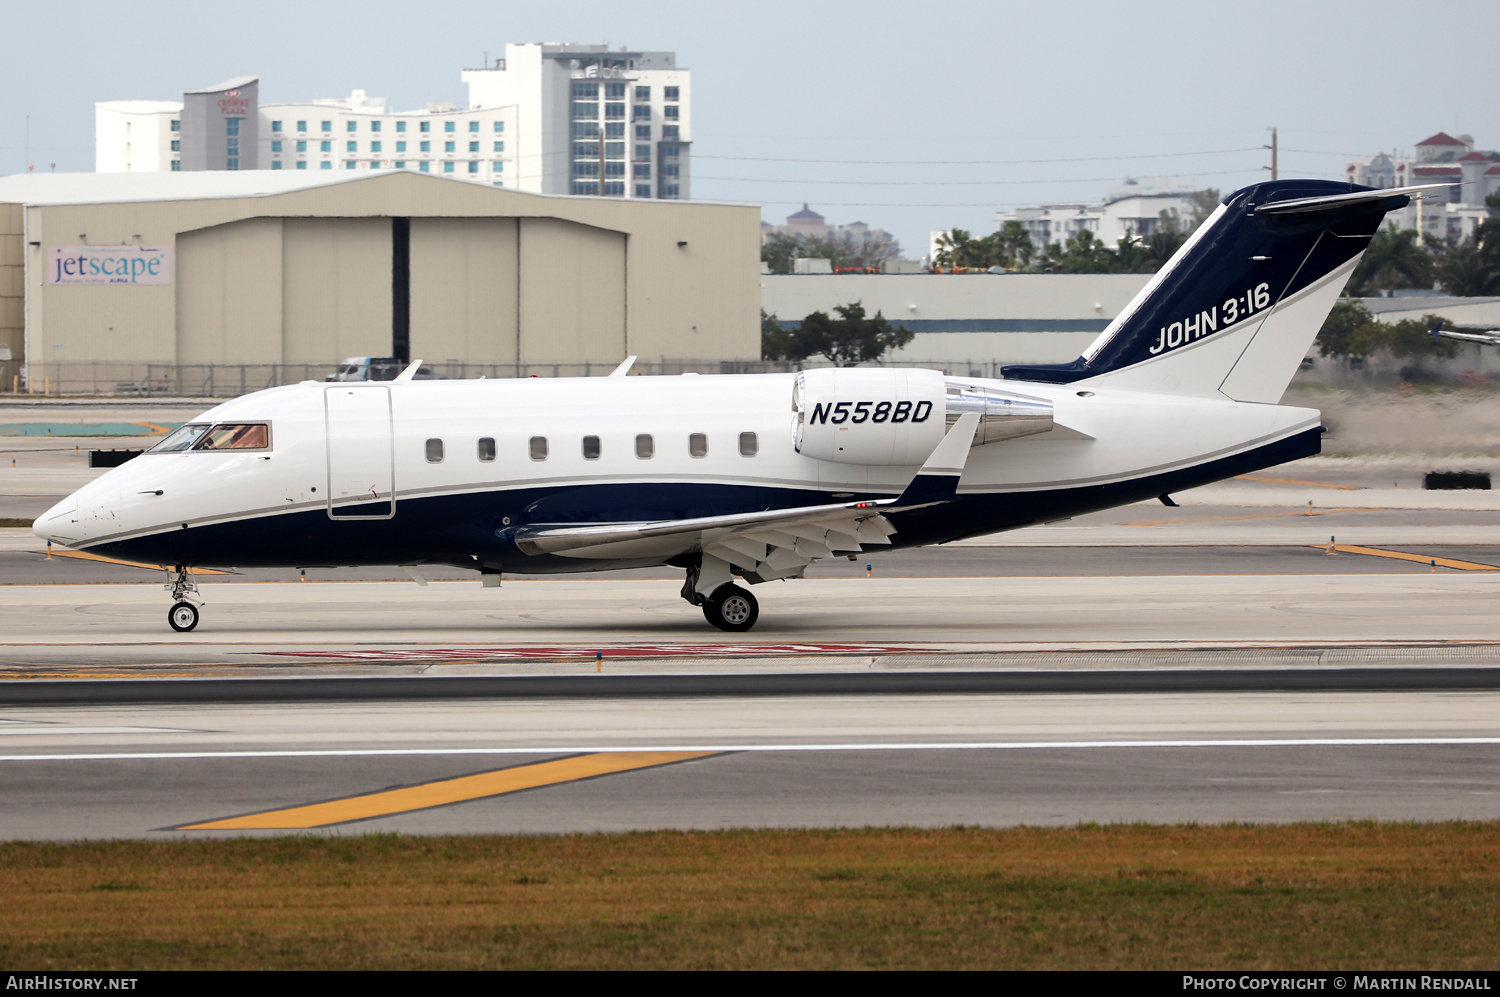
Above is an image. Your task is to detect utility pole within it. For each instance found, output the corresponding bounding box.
[1265,126,1278,181]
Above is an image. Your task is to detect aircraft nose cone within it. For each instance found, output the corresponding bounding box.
[32,497,78,546]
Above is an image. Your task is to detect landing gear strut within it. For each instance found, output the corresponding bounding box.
[681,556,760,632]
[164,564,202,633]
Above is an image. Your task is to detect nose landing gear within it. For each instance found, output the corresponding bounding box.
[164,564,203,632]
[168,601,199,632]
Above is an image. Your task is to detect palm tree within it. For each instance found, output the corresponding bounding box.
[1350,224,1434,296]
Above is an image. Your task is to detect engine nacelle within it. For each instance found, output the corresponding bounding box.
[793,368,946,465]
[793,368,1055,465]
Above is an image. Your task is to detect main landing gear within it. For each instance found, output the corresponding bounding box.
[164,564,202,633]
[702,585,759,633]
[681,556,760,633]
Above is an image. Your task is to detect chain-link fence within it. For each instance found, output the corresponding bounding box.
[1,358,1022,398]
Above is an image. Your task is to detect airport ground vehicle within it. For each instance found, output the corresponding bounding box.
[326,357,439,382]
[34,180,1442,632]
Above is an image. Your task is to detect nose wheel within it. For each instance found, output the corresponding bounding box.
[163,564,203,632]
[168,601,199,632]
[702,585,759,633]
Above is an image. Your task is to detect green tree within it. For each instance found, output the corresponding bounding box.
[1316,301,1458,363]
[933,228,979,268]
[1111,228,1189,274]
[837,231,903,269]
[1187,188,1222,227]
[796,302,914,367]
[1316,300,1378,361]
[1045,230,1119,273]
[1434,239,1495,296]
[1434,191,1500,296]
[993,221,1035,270]
[760,232,801,275]
[935,223,1036,271]
[760,310,805,361]
[1382,314,1459,362]
[1349,224,1435,297]
[762,231,904,273]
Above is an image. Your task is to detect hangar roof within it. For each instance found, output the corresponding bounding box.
[0,171,755,211]
[0,170,370,207]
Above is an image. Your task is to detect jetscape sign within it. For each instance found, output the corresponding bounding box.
[48,246,172,286]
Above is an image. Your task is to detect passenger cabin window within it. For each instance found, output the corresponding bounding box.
[739,432,758,457]
[425,438,444,463]
[689,433,708,458]
[477,437,496,462]
[529,436,548,461]
[582,435,601,460]
[636,434,654,459]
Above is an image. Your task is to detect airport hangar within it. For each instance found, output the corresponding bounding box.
[0,171,761,390]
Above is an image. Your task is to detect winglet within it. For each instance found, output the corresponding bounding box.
[393,359,424,382]
[892,412,980,506]
[609,356,638,377]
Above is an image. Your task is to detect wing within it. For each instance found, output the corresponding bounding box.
[1437,329,1500,346]
[512,413,982,581]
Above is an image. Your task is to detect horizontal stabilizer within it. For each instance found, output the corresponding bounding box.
[1255,183,1451,215]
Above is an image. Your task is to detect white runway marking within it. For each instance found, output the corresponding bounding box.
[5,736,1500,762]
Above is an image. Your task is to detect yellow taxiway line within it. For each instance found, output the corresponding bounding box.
[177,751,721,830]
[1312,544,1500,571]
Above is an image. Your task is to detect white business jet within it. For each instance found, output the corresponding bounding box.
[33,180,1442,633]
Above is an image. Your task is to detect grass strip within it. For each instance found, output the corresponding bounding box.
[1,823,1498,970]
[0,518,33,528]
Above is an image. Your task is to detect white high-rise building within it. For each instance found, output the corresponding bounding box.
[94,43,691,200]
[94,101,181,173]
[258,90,514,185]
[462,42,690,198]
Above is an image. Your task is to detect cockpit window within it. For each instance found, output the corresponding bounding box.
[193,423,271,451]
[148,423,212,452]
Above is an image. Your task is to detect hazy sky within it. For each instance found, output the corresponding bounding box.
[2,0,1494,253]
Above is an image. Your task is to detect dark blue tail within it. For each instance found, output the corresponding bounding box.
[1001,180,1421,402]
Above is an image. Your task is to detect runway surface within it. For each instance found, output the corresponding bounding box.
[1,691,1497,838]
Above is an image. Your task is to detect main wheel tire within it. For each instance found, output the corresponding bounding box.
[168,601,199,633]
[703,585,758,633]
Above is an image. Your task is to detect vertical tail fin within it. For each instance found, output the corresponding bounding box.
[1001,181,1446,403]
